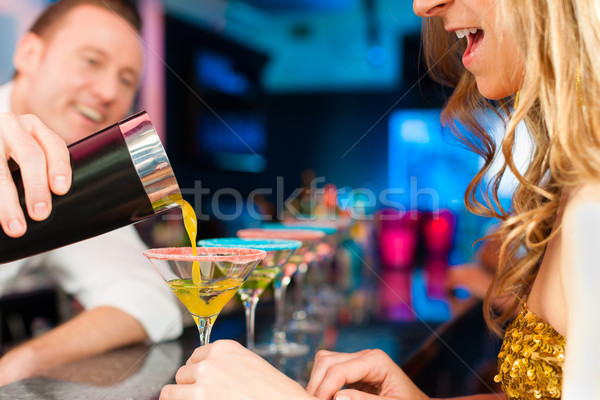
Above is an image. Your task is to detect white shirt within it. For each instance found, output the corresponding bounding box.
[0,82,182,342]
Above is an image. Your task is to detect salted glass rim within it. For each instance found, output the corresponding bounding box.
[143,247,266,263]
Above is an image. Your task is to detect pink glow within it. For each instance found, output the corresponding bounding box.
[421,210,456,255]
[237,228,324,242]
[377,209,420,271]
[139,0,166,144]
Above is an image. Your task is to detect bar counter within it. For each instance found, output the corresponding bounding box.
[0,298,486,399]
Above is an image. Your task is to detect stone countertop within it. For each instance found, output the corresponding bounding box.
[0,340,184,400]
[0,298,479,399]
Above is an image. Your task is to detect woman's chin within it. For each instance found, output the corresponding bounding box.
[476,79,519,102]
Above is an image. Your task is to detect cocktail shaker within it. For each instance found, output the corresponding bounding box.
[0,111,181,263]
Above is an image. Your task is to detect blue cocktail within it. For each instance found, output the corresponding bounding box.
[237,228,324,357]
[198,238,301,351]
[264,222,340,332]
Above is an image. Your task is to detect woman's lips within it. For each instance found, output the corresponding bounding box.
[462,29,484,67]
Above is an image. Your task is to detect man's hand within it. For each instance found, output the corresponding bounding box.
[0,113,71,237]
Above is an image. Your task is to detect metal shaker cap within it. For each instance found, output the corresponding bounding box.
[118,111,182,215]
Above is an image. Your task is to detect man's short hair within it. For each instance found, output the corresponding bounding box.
[29,0,141,38]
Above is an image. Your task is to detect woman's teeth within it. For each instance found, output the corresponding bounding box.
[74,103,102,123]
[455,28,479,39]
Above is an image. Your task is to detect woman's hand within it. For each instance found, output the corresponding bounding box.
[159,340,316,400]
[306,349,430,400]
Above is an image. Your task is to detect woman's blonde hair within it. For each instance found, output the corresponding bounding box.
[422,1,600,336]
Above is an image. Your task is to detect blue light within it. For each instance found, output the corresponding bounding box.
[213,153,267,173]
[367,46,386,66]
[196,51,251,96]
[388,109,480,210]
[400,119,430,143]
[198,113,266,154]
[411,268,451,322]
[387,109,493,265]
[198,238,301,251]
[261,222,337,235]
[241,0,355,12]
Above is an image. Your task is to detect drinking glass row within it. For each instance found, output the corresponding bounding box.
[143,221,347,357]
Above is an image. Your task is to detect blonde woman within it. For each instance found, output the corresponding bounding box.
[159,1,599,399]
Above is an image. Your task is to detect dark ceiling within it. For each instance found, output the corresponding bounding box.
[238,0,355,12]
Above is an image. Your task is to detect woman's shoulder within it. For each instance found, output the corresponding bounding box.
[563,181,600,222]
[559,182,600,288]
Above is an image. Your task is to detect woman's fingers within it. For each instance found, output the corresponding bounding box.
[186,339,246,365]
[335,388,397,400]
[160,383,203,400]
[309,349,394,400]
[175,363,204,385]
[167,340,315,400]
[307,350,367,394]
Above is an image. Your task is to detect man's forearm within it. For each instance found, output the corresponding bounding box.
[0,306,147,386]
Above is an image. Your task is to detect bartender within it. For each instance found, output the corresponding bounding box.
[0,0,182,386]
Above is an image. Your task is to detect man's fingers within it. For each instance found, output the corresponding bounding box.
[1,114,59,223]
[0,157,26,237]
[26,115,71,195]
[0,113,72,237]
[9,130,51,221]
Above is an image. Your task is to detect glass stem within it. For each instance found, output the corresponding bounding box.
[273,275,291,345]
[194,316,215,346]
[307,261,322,314]
[293,262,308,320]
[243,294,260,351]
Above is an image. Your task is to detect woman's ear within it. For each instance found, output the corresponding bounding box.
[13,32,45,76]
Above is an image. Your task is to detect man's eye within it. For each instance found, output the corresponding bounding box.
[86,58,99,66]
[120,76,135,87]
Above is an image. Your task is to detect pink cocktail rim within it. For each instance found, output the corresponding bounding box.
[143,247,266,263]
[237,228,324,242]
[284,217,352,230]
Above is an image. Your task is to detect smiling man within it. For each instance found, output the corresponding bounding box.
[0,0,182,385]
[10,2,143,144]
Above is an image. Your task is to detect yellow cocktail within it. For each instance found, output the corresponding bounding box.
[168,278,242,324]
[144,246,266,346]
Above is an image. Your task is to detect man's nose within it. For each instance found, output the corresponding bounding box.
[413,0,451,17]
[92,71,120,103]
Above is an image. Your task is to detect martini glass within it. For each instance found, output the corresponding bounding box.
[197,238,301,352]
[143,247,266,346]
[278,223,341,329]
[261,223,338,332]
[237,228,324,357]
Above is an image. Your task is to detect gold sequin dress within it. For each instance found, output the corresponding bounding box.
[494,304,565,399]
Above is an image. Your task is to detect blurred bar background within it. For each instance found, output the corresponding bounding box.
[0,1,510,397]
